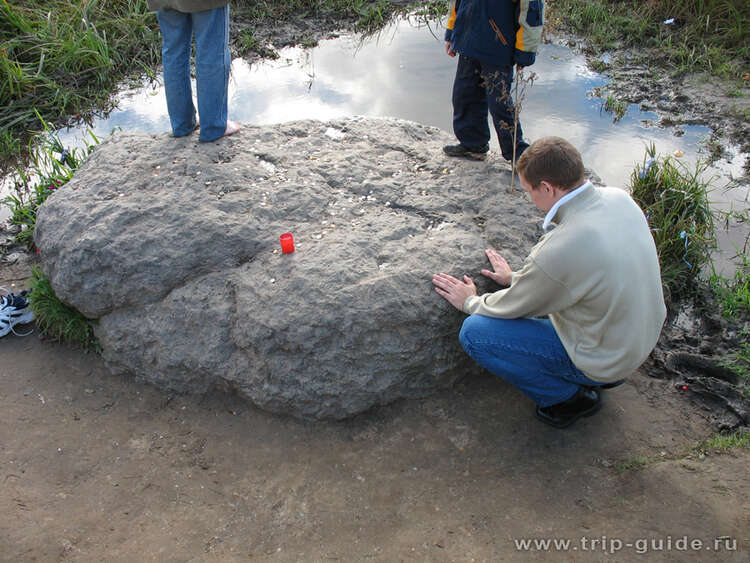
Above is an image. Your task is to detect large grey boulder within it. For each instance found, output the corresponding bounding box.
[35,117,541,419]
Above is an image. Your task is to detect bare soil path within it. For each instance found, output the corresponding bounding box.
[1,265,748,561]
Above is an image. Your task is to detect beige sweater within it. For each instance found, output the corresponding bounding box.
[463,186,666,383]
[147,0,228,12]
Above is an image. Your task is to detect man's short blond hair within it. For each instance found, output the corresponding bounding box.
[516,137,585,191]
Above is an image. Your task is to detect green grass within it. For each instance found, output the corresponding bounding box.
[240,29,260,51]
[709,214,750,394]
[701,134,726,162]
[613,430,750,473]
[710,254,750,320]
[3,117,98,249]
[719,338,750,396]
[614,455,650,473]
[602,94,627,121]
[28,266,99,351]
[0,127,20,156]
[0,0,161,162]
[695,429,750,453]
[629,144,715,303]
[547,0,750,79]
[712,268,750,398]
[588,58,609,73]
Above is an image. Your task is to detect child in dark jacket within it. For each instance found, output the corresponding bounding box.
[443,0,544,162]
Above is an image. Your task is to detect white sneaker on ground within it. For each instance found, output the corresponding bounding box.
[0,287,35,337]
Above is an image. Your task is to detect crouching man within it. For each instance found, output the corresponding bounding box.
[432,137,666,428]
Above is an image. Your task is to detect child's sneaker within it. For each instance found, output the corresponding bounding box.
[0,288,34,337]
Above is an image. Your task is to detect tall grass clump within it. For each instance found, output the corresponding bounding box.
[4,118,98,249]
[547,0,749,77]
[0,0,160,162]
[28,266,100,352]
[629,144,715,303]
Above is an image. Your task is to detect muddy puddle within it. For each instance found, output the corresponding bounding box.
[4,17,748,271]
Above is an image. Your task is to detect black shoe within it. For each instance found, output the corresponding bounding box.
[443,143,489,161]
[586,379,626,391]
[535,387,602,429]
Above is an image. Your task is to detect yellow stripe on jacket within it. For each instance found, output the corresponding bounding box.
[516,26,524,50]
[447,2,457,31]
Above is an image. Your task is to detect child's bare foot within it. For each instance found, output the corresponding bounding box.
[223,120,240,137]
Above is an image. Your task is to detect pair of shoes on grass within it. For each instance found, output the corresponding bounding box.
[0,288,34,338]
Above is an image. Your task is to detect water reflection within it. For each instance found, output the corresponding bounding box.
[11,17,750,269]
[53,19,746,188]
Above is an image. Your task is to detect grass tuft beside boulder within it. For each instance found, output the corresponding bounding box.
[4,121,97,249]
[28,266,99,352]
[629,144,715,303]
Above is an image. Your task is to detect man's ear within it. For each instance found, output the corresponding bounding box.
[539,180,554,193]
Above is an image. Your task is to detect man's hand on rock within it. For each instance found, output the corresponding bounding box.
[481,248,512,286]
[432,273,476,311]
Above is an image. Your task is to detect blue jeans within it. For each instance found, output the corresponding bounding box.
[451,55,529,161]
[459,315,604,407]
[157,6,230,142]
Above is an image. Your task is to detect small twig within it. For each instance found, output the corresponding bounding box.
[510,68,521,193]
[486,66,535,193]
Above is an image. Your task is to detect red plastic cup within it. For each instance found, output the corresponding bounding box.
[280,233,295,254]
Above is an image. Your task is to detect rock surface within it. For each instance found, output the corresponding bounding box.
[35,117,541,419]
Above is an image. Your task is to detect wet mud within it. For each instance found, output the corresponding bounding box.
[561,34,750,176]
[645,286,749,430]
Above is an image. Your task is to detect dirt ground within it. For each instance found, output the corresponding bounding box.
[1,262,749,562]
